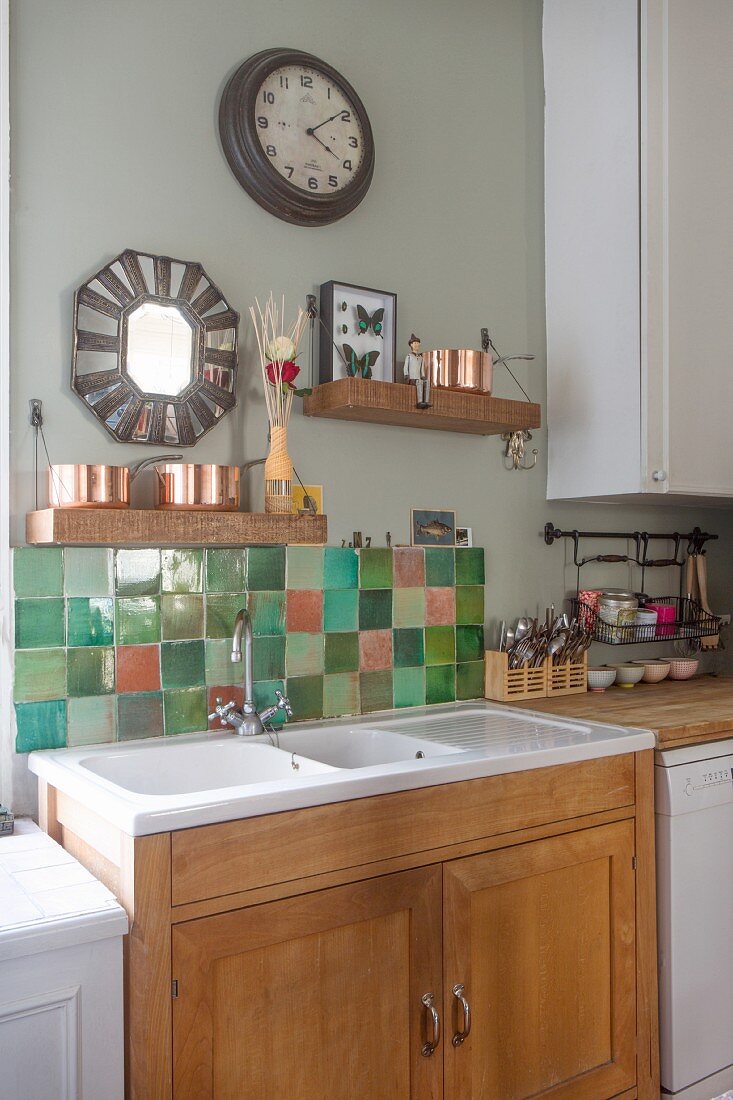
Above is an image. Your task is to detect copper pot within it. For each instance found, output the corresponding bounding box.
[47,455,181,508]
[423,349,493,394]
[154,464,240,511]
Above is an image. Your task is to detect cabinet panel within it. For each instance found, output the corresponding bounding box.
[172,866,442,1100]
[443,821,636,1099]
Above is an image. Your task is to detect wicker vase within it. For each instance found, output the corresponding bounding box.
[264,425,293,514]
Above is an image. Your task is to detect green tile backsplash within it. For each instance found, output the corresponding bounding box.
[12,545,485,752]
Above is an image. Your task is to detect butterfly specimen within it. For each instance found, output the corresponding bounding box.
[356,305,384,336]
[343,343,380,379]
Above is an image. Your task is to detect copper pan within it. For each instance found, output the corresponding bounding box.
[154,464,240,511]
[48,455,181,508]
[423,349,493,394]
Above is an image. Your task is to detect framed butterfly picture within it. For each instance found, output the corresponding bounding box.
[318,280,397,384]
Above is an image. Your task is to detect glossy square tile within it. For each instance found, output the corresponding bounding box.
[360,670,393,713]
[115,549,161,596]
[161,594,204,640]
[252,635,286,681]
[425,625,455,666]
[205,593,247,639]
[393,628,425,668]
[252,680,288,725]
[162,549,203,594]
[286,633,324,677]
[359,548,393,589]
[456,625,485,663]
[115,644,161,694]
[392,588,425,629]
[455,585,485,625]
[456,660,485,700]
[323,672,360,718]
[205,548,245,593]
[286,589,323,633]
[324,632,359,673]
[247,546,286,591]
[286,675,324,721]
[323,588,359,633]
[161,640,205,690]
[286,546,324,590]
[15,699,67,752]
[426,664,455,705]
[393,547,425,588]
[163,687,208,735]
[205,638,241,686]
[393,666,426,709]
[323,547,358,590]
[115,597,160,646]
[13,547,63,597]
[425,587,455,626]
[15,598,65,650]
[359,589,393,631]
[359,629,393,672]
[117,692,164,740]
[247,591,286,636]
[67,647,115,697]
[67,597,114,647]
[67,695,116,746]
[425,547,455,587]
[63,548,113,597]
[14,649,66,702]
[455,547,485,586]
[208,685,244,730]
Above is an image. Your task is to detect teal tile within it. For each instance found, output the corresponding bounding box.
[393,666,426,709]
[247,591,286,636]
[162,549,203,593]
[426,664,455,705]
[425,547,455,587]
[67,647,115,696]
[360,670,393,713]
[324,671,360,718]
[252,635,286,681]
[161,594,204,640]
[286,633,324,677]
[206,594,247,639]
[456,585,484,625]
[323,547,358,589]
[393,587,425,628]
[456,625,485,663]
[15,598,65,649]
[323,589,359,633]
[115,597,160,645]
[161,640,205,689]
[287,675,324,721]
[64,548,113,597]
[324,632,359,673]
[14,649,66,702]
[15,699,67,752]
[359,548,393,589]
[13,548,63,597]
[117,692,164,740]
[205,638,241,686]
[455,547,485,585]
[425,625,456,665]
[359,589,392,631]
[393,628,425,668]
[248,546,286,591]
[164,687,207,735]
[115,549,161,596]
[252,679,287,726]
[67,696,116,746]
[287,546,324,590]
[205,549,245,593]
[456,661,485,700]
[67,597,114,647]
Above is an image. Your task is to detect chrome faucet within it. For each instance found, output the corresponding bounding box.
[207,608,293,735]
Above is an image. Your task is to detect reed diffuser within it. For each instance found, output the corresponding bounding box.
[250,294,308,514]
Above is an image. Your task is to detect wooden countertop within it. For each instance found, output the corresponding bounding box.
[514,675,733,750]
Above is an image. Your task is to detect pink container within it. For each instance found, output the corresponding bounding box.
[645,602,676,637]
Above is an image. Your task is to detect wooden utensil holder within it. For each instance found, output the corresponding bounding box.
[484,650,547,703]
[545,653,588,697]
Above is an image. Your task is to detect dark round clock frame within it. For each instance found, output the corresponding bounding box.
[218,48,375,227]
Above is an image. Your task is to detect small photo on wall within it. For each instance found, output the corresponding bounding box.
[292,485,324,515]
[411,509,456,547]
[456,527,473,548]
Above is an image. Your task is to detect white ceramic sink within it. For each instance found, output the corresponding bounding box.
[269,727,465,769]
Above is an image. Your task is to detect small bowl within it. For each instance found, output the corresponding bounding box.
[613,663,645,689]
[587,666,617,692]
[631,659,671,684]
[668,658,699,680]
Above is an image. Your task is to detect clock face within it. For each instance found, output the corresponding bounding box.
[254,65,366,195]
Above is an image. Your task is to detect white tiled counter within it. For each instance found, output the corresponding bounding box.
[0,820,127,1100]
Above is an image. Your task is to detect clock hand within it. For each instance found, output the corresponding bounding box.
[306,129,339,159]
[309,109,347,134]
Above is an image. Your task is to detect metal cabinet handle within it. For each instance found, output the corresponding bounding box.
[421,992,440,1057]
[452,983,471,1046]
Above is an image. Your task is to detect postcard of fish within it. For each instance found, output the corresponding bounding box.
[411,509,456,547]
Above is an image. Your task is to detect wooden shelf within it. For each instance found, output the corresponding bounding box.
[302,378,541,435]
[25,509,327,547]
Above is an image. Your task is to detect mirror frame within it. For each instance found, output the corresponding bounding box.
[71,249,240,445]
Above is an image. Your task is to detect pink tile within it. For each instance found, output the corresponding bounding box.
[393,547,425,588]
[425,587,455,626]
[286,589,323,633]
[359,629,393,671]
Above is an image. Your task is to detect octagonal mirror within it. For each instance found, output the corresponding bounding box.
[71,249,240,445]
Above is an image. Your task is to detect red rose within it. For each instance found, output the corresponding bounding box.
[265,360,300,387]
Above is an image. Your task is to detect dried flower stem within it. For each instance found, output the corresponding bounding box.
[249,294,308,429]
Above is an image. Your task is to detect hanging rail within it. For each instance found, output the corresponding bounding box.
[544,522,717,570]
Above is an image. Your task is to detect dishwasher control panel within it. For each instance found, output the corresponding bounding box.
[656,752,733,815]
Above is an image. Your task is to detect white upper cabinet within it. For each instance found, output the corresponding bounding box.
[544,0,733,502]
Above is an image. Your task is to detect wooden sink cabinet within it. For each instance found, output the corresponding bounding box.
[38,751,659,1100]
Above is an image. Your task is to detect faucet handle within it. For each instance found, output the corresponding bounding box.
[208,698,238,723]
[275,690,293,719]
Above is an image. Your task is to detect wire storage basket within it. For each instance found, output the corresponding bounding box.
[569,595,721,646]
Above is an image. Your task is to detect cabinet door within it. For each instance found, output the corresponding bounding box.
[443,821,636,1100]
[172,866,442,1100]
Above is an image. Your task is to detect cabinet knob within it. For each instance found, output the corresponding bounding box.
[421,992,440,1057]
[652,469,667,482]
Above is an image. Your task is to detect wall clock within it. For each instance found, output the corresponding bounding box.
[219,48,375,227]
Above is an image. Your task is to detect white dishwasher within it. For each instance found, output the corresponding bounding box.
[656,739,733,1100]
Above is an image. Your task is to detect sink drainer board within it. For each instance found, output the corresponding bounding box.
[371,708,593,752]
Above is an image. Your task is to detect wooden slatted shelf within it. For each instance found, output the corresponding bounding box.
[302,378,541,435]
[25,509,327,547]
